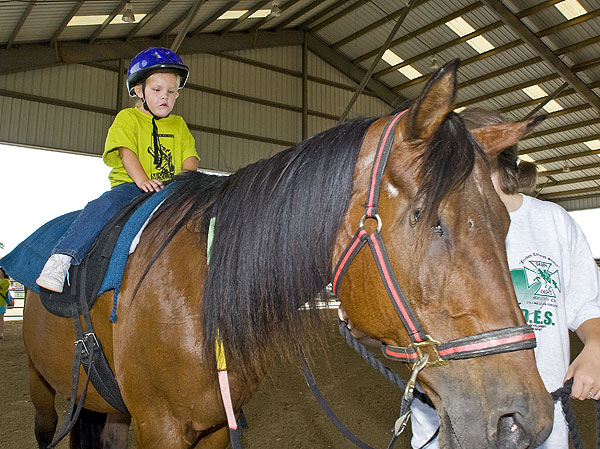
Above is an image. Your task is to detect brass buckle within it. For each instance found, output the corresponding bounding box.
[409,335,445,367]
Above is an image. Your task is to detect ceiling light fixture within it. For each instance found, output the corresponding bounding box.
[562,160,570,173]
[431,54,440,70]
[271,1,281,18]
[122,2,135,23]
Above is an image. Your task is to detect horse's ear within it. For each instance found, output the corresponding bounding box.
[469,115,546,157]
[406,59,459,140]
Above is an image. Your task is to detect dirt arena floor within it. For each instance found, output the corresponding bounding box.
[1,318,597,448]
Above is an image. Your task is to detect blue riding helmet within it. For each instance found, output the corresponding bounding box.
[127,47,189,97]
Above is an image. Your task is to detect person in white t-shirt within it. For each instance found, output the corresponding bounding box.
[410,108,600,449]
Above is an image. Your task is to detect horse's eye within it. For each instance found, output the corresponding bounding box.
[431,221,447,237]
[410,210,421,227]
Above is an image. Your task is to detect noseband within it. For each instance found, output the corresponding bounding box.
[332,109,537,367]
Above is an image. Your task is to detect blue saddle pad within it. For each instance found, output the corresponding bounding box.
[0,183,175,318]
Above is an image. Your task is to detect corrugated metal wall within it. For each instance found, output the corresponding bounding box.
[0,45,390,173]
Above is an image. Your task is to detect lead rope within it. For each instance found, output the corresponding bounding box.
[340,321,600,449]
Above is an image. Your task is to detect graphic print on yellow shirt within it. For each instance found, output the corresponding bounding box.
[148,132,175,181]
[511,252,561,331]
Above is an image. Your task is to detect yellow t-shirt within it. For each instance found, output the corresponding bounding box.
[103,108,199,187]
[0,278,10,307]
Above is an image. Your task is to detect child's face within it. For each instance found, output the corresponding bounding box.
[134,72,180,117]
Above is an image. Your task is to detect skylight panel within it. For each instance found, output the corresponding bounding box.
[398,65,422,80]
[218,10,246,19]
[466,35,495,53]
[542,100,564,113]
[555,0,587,20]
[249,9,271,18]
[218,9,271,19]
[382,50,404,66]
[522,85,564,112]
[381,50,421,80]
[520,154,546,171]
[446,17,475,37]
[67,14,145,26]
[584,140,600,150]
[522,85,547,99]
[445,17,495,54]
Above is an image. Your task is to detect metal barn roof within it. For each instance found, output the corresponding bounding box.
[1,0,600,209]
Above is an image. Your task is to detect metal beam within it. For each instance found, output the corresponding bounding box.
[7,0,35,49]
[49,0,84,46]
[247,0,304,33]
[89,1,128,44]
[190,1,239,36]
[480,0,600,112]
[0,30,306,74]
[338,0,417,122]
[275,0,324,31]
[304,33,406,108]
[125,0,171,41]
[170,0,207,53]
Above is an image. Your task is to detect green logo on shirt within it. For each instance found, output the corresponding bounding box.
[523,259,561,298]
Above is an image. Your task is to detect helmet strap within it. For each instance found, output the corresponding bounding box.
[141,80,167,167]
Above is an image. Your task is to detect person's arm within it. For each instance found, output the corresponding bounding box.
[119,147,163,192]
[182,156,198,172]
[564,317,600,400]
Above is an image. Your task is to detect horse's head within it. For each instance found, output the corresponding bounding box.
[335,59,554,448]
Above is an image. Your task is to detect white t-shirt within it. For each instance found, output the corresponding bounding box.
[411,194,600,449]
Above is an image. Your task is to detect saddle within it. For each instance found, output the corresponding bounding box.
[39,192,150,318]
[38,192,151,417]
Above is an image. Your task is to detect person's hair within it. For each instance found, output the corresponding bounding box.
[460,107,538,195]
[0,268,6,278]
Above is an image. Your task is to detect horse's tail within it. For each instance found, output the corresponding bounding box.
[69,408,106,449]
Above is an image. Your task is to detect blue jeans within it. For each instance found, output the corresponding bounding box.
[52,182,143,265]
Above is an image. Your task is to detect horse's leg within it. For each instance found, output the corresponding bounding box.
[28,357,58,449]
[101,414,131,448]
[69,408,106,449]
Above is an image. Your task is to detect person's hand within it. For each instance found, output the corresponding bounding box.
[564,341,600,400]
[338,306,381,348]
[137,178,164,193]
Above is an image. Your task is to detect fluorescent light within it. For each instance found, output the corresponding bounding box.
[466,35,494,53]
[542,100,564,113]
[454,107,466,113]
[555,0,587,20]
[446,17,475,37]
[522,85,548,99]
[584,140,600,150]
[67,14,145,26]
[398,65,422,80]
[249,9,271,18]
[382,49,404,66]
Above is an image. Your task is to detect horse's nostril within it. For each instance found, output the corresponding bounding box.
[497,413,532,449]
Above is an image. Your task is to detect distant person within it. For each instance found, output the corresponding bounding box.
[0,267,10,339]
[36,47,199,293]
[410,107,600,449]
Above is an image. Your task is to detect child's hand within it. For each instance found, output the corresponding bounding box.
[138,179,164,192]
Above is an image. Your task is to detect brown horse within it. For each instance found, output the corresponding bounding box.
[23,59,553,449]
